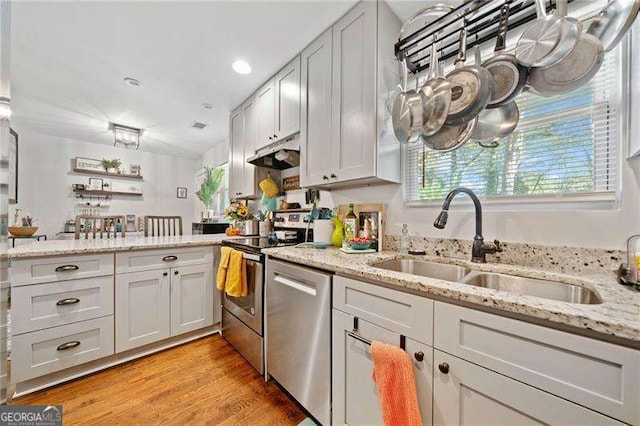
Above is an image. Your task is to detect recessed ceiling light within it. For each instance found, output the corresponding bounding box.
[124,77,142,87]
[202,103,215,110]
[232,60,251,75]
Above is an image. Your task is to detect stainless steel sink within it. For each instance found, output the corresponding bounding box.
[460,271,602,305]
[372,259,470,282]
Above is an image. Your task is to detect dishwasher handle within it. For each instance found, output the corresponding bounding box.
[273,274,317,297]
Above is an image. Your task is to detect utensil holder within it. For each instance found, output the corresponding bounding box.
[618,234,640,288]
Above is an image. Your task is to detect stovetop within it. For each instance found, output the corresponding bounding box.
[222,236,300,254]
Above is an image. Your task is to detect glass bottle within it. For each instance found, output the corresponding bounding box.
[343,204,358,248]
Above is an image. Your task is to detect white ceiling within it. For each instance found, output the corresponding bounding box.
[10,0,363,159]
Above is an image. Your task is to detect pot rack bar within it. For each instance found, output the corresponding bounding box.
[395,0,576,73]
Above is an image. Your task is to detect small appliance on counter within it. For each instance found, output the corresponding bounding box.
[64,220,75,233]
[192,222,230,235]
[125,214,137,232]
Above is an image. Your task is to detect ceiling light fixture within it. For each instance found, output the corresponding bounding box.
[111,123,141,150]
[232,60,251,75]
[202,103,214,110]
[0,97,11,120]
[123,77,142,87]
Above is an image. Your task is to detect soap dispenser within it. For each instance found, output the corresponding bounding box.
[400,224,409,254]
[619,234,640,288]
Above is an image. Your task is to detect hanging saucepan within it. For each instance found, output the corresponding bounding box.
[529,0,604,96]
[515,0,582,68]
[482,3,528,108]
[588,0,640,52]
[444,25,494,126]
[392,58,425,144]
[424,119,477,152]
[419,36,451,138]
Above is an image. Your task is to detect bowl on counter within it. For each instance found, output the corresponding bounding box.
[9,226,38,237]
[347,238,372,250]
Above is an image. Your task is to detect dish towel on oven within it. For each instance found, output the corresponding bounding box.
[371,340,422,426]
[216,247,248,297]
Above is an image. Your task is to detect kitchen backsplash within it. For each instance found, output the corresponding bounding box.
[384,234,625,277]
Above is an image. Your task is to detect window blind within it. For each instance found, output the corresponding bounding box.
[404,16,623,207]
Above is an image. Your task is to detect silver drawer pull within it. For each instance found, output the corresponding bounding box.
[56,298,80,306]
[55,265,79,272]
[162,255,178,262]
[57,341,81,351]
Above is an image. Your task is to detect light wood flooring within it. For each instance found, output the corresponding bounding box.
[10,334,307,425]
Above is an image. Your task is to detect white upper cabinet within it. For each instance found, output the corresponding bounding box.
[256,78,276,151]
[300,29,333,188]
[274,55,301,141]
[300,1,401,189]
[229,99,257,199]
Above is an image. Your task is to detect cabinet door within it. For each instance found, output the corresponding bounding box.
[331,1,377,183]
[433,350,619,426]
[256,78,275,151]
[242,97,257,197]
[115,270,170,352]
[300,28,333,188]
[332,309,433,426]
[229,106,245,198]
[274,55,301,140]
[170,264,214,336]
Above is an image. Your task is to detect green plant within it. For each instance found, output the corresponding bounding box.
[196,166,224,209]
[101,158,122,170]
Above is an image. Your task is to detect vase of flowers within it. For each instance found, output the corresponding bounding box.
[223,202,253,233]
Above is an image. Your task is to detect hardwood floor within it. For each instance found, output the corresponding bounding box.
[10,334,307,425]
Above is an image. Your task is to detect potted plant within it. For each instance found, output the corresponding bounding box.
[101,158,122,174]
[196,166,224,221]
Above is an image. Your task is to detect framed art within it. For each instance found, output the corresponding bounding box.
[8,128,17,204]
[88,178,103,191]
[75,157,103,172]
[177,187,187,199]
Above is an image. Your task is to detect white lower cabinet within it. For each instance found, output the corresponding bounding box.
[433,349,618,426]
[332,309,433,426]
[116,262,214,352]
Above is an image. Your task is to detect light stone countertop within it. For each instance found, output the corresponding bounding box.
[7,234,230,259]
[263,246,640,345]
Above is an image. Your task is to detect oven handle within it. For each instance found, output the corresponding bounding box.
[242,253,262,262]
[273,274,316,297]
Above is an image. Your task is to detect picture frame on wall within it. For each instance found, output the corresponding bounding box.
[88,178,103,191]
[75,157,103,172]
[130,164,141,176]
[8,128,17,204]
[177,187,187,199]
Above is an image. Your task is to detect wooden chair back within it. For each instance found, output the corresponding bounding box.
[75,215,126,239]
[144,216,183,237]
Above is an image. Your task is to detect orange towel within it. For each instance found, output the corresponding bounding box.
[371,340,422,426]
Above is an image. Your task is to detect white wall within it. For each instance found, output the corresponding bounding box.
[10,128,197,237]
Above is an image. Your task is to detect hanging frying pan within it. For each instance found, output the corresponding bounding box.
[529,0,604,96]
[482,4,528,108]
[515,0,582,68]
[471,101,520,146]
[444,25,494,126]
[588,0,640,52]
[424,119,477,152]
[392,59,425,144]
[419,36,451,138]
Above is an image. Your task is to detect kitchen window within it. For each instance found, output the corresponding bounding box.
[404,17,627,209]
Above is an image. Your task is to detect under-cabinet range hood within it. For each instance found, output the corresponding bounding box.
[247,134,300,170]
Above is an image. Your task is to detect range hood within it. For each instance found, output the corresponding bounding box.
[247,134,300,170]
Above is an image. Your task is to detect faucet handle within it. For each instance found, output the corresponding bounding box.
[494,239,503,253]
[481,239,503,255]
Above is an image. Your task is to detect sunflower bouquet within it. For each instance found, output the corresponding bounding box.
[223,202,253,222]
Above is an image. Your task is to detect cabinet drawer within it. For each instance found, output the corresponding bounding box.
[12,317,114,382]
[12,254,114,286]
[333,276,433,345]
[115,246,214,274]
[434,302,640,424]
[1,259,9,289]
[433,350,618,426]
[12,276,114,334]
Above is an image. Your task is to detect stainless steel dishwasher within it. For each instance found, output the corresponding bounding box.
[266,258,332,425]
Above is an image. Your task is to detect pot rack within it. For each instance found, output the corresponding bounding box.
[395,0,576,73]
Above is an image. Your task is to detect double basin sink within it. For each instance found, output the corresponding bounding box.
[372,259,601,305]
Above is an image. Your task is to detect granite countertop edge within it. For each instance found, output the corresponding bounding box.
[263,246,640,344]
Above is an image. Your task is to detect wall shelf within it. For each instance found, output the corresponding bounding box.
[73,189,142,197]
[72,168,143,180]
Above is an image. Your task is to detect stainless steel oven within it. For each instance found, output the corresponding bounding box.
[222,251,263,334]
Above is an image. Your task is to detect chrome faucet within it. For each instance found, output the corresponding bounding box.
[433,187,502,263]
